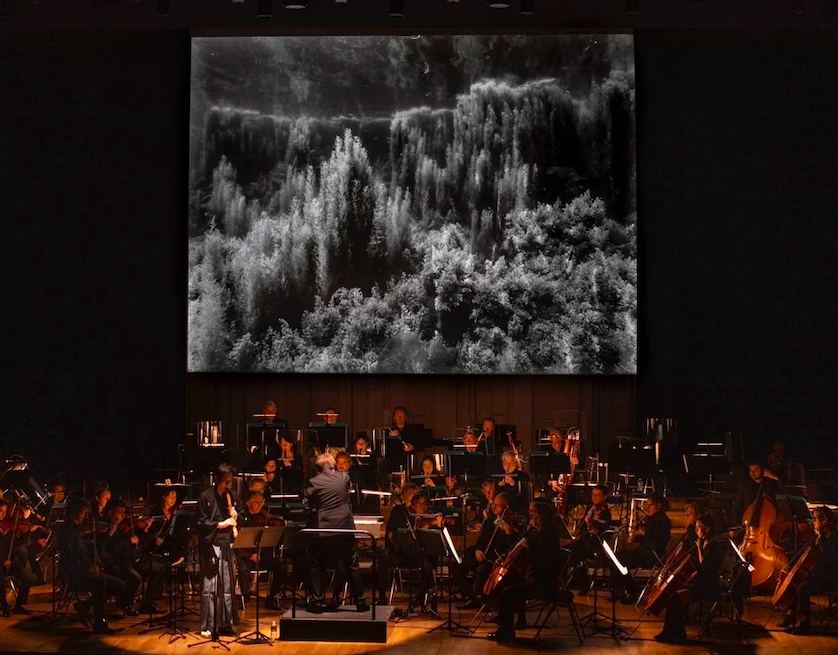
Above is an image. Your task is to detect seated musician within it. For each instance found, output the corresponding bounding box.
[387,407,431,461]
[496,451,531,511]
[566,484,611,594]
[684,502,702,549]
[100,499,144,617]
[376,484,434,606]
[90,487,111,525]
[656,514,727,643]
[57,497,125,634]
[778,506,838,635]
[0,500,37,617]
[615,492,672,603]
[480,417,500,454]
[135,488,177,614]
[277,434,304,495]
[732,461,780,527]
[547,428,564,453]
[479,479,497,521]
[488,500,566,643]
[415,455,454,498]
[235,489,286,609]
[263,458,278,495]
[461,429,485,454]
[457,492,518,609]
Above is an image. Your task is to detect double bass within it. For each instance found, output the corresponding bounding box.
[739,480,788,592]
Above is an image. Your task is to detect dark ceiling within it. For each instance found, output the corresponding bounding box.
[1,0,837,31]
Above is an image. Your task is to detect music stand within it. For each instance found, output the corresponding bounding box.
[421,527,469,635]
[447,452,488,486]
[776,494,813,552]
[232,526,284,645]
[580,537,629,640]
[393,526,423,620]
[697,539,756,642]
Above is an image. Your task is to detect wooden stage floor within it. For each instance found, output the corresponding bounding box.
[2,585,837,654]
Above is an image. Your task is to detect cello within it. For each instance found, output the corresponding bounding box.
[483,531,532,608]
[772,538,820,610]
[739,480,788,592]
[643,548,699,615]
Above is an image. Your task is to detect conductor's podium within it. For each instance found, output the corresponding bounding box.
[279,605,396,643]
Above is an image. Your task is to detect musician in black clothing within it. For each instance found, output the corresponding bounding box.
[615,492,672,602]
[56,498,125,634]
[0,501,37,617]
[196,463,241,636]
[567,485,612,593]
[656,514,727,643]
[732,462,780,525]
[235,490,286,608]
[375,484,433,605]
[263,458,278,495]
[100,500,142,616]
[495,451,531,512]
[488,500,566,643]
[457,492,519,608]
[778,506,838,635]
[683,503,702,550]
[277,434,304,495]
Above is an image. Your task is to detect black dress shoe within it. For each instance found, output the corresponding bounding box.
[2,607,11,618]
[122,606,139,617]
[487,630,515,643]
[93,622,123,635]
[356,601,370,613]
[789,620,811,635]
[12,606,33,616]
[307,602,324,614]
[219,625,239,636]
[73,601,90,627]
[777,614,796,628]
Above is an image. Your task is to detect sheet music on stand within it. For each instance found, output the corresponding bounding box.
[442,526,461,564]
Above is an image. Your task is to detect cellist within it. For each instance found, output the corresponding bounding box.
[777,506,838,635]
[487,500,565,643]
[655,514,727,643]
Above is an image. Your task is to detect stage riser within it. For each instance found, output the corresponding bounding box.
[279,607,394,643]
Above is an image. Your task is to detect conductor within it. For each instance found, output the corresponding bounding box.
[303,452,369,613]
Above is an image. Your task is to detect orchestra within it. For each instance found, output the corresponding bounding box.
[1,413,837,648]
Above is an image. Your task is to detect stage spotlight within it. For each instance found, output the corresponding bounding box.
[626,0,639,15]
[487,1,512,7]
[259,0,272,18]
[156,0,169,17]
[284,0,307,8]
[520,0,534,15]
[389,0,403,17]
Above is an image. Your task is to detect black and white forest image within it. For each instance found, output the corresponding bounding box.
[188,35,637,374]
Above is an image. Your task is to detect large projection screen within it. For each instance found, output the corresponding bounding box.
[189,35,636,374]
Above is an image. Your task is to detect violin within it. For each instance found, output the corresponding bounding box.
[0,519,34,535]
[414,513,456,529]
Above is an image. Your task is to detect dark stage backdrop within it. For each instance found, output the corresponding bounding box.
[1,30,837,485]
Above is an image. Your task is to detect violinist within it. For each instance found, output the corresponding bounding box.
[732,461,780,526]
[90,487,111,526]
[777,506,838,635]
[376,484,433,606]
[56,497,124,634]
[235,489,286,608]
[196,463,241,637]
[496,451,530,512]
[487,500,565,643]
[567,485,611,594]
[457,492,518,609]
[100,499,143,617]
[615,492,672,603]
[656,514,727,643]
[0,501,37,617]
